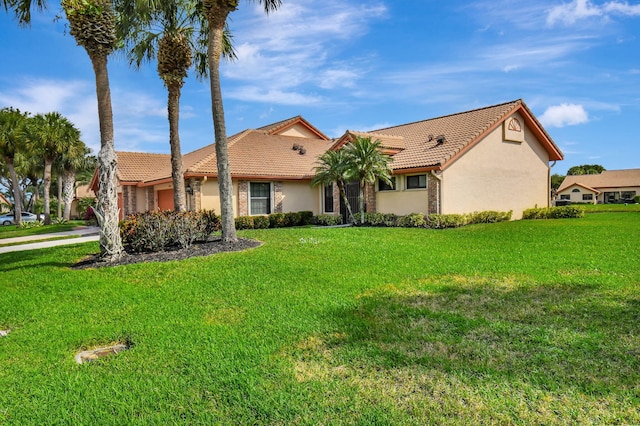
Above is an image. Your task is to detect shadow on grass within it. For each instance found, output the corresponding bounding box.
[290,277,640,422]
[0,249,79,271]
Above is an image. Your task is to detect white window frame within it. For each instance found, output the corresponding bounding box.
[249,182,273,215]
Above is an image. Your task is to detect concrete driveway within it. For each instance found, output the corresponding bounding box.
[0,226,100,254]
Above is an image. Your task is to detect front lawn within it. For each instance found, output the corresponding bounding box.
[0,213,638,424]
[0,220,86,239]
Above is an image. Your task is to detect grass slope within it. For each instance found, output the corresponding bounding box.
[0,213,639,424]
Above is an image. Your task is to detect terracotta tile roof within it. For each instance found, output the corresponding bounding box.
[188,130,333,179]
[74,184,95,198]
[365,99,562,171]
[257,115,329,140]
[559,182,601,194]
[337,131,406,151]
[558,168,640,192]
[116,151,171,183]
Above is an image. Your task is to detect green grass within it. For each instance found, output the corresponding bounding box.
[1,213,639,424]
[0,221,86,239]
[580,203,640,213]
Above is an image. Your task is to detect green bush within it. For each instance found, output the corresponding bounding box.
[235,216,254,230]
[269,213,286,228]
[397,213,427,228]
[427,213,467,229]
[363,212,386,226]
[522,206,584,220]
[634,195,640,204]
[312,214,342,226]
[252,215,270,229]
[284,211,303,227]
[119,210,216,253]
[299,211,314,225]
[467,210,512,224]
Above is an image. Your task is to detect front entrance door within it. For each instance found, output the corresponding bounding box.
[339,182,360,223]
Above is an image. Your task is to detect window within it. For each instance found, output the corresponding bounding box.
[378,177,396,191]
[324,184,334,213]
[582,194,593,201]
[250,182,271,215]
[406,174,427,189]
[622,191,636,201]
[572,188,580,193]
[560,194,570,200]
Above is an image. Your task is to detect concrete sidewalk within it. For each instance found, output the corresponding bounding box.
[0,226,100,254]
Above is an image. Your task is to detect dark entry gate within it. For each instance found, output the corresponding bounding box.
[340,182,360,224]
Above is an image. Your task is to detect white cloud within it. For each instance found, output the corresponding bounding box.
[225,86,324,105]
[539,103,589,127]
[547,0,640,26]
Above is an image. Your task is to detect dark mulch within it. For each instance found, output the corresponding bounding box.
[72,237,261,270]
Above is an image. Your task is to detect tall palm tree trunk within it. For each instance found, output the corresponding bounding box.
[358,180,365,225]
[337,179,355,224]
[90,52,123,259]
[43,157,52,224]
[208,9,237,243]
[7,160,22,226]
[62,170,75,220]
[167,83,186,212]
[57,173,63,218]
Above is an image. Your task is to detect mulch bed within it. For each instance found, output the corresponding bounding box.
[72,237,261,270]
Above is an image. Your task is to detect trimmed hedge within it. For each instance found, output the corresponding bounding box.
[522,206,585,220]
[312,214,343,226]
[120,210,220,253]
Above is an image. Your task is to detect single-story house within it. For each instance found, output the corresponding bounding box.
[557,169,640,204]
[91,99,563,220]
[0,193,10,212]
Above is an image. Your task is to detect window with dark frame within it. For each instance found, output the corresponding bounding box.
[560,194,570,200]
[324,184,334,213]
[378,177,396,191]
[406,174,427,189]
[582,194,593,201]
[250,182,271,215]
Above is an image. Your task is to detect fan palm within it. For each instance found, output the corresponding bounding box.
[311,149,355,224]
[60,0,123,259]
[343,136,393,225]
[200,0,281,243]
[0,107,29,226]
[29,112,81,224]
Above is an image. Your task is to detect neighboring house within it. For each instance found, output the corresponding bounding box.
[91,99,563,220]
[0,193,9,213]
[557,169,640,204]
[70,184,97,219]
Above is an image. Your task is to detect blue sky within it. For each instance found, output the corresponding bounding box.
[1,0,639,175]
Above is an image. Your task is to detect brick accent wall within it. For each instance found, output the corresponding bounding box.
[189,179,202,211]
[122,185,136,216]
[364,183,376,213]
[427,172,441,214]
[332,183,340,214]
[146,187,154,211]
[238,180,249,216]
[274,181,283,213]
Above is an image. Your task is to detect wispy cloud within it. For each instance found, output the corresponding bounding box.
[539,103,589,127]
[547,0,640,26]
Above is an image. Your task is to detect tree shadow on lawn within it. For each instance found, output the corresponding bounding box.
[290,277,640,422]
[0,250,71,272]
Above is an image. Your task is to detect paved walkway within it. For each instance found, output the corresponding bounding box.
[0,226,100,254]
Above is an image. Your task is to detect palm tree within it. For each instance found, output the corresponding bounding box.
[201,0,281,243]
[61,0,123,259]
[29,112,80,224]
[311,149,356,224]
[57,139,91,220]
[343,136,393,225]
[0,107,29,226]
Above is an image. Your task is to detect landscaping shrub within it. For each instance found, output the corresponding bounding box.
[269,213,286,228]
[284,211,303,227]
[467,210,513,224]
[397,213,427,228]
[634,195,640,204]
[252,215,270,229]
[363,212,386,226]
[119,210,217,253]
[299,211,314,225]
[522,206,584,220]
[235,216,254,230]
[312,214,342,226]
[426,213,466,229]
[84,206,97,226]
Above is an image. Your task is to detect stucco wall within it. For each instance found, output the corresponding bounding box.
[376,185,429,215]
[441,112,551,219]
[556,186,598,204]
[200,179,239,217]
[278,124,321,139]
[280,180,320,213]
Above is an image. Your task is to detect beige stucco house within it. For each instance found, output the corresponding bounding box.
[557,169,640,204]
[0,193,9,213]
[91,99,563,220]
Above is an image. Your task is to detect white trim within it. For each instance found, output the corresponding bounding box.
[249,181,274,215]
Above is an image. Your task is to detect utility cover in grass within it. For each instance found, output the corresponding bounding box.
[75,343,129,364]
[0,329,9,337]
